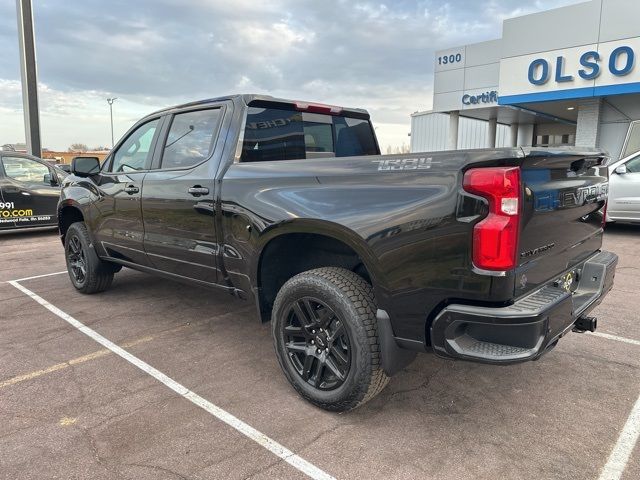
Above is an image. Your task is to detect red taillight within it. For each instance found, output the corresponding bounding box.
[294,101,343,115]
[463,167,521,271]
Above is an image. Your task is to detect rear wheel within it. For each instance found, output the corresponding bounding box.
[272,267,389,411]
[65,222,115,294]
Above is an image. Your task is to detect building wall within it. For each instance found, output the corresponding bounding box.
[599,121,629,159]
[41,151,109,164]
[500,1,602,59]
[415,0,640,158]
[575,98,603,147]
[1,146,109,164]
[499,0,640,105]
[432,39,501,113]
[410,112,510,153]
[517,124,534,147]
[598,96,640,159]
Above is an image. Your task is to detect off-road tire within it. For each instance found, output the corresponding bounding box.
[272,267,389,411]
[64,222,115,294]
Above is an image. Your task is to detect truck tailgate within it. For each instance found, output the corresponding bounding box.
[515,149,609,297]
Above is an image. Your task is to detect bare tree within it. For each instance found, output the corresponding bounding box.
[68,143,88,152]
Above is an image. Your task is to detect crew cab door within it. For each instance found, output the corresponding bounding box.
[608,154,640,222]
[0,154,60,229]
[140,106,224,284]
[93,117,162,265]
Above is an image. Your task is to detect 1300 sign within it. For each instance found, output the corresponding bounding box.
[438,53,462,65]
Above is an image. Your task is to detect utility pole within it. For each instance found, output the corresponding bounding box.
[16,0,41,157]
[107,97,117,148]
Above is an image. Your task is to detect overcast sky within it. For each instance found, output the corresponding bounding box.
[0,0,582,152]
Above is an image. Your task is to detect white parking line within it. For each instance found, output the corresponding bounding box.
[598,393,640,480]
[589,331,640,347]
[9,270,67,282]
[9,271,640,480]
[8,280,336,480]
[588,330,640,480]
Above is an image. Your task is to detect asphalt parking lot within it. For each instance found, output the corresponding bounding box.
[1,226,639,480]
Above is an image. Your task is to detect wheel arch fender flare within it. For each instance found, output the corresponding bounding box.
[57,198,96,248]
[252,218,387,292]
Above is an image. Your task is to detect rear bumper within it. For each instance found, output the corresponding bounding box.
[430,250,618,364]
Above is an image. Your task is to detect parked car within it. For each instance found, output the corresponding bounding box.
[606,152,640,223]
[58,94,617,411]
[0,152,67,231]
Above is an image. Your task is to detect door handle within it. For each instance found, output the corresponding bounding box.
[124,185,139,194]
[188,186,209,196]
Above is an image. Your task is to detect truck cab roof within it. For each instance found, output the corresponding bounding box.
[148,94,370,119]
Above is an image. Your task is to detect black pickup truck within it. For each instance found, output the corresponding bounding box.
[58,94,617,411]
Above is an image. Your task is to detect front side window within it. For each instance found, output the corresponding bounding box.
[110,119,160,172]
[2,156,51,185]
[240,107,378,162]
[626,155,640,173]
[161,109,221,169]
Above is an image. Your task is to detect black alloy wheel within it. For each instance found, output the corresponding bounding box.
[67,233,87,284]
[64,222,115,294]
[283,297,351,391]
[272,267,389,411]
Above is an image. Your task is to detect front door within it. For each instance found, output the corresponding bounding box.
[0,160,16,230]
[93,117,161,265]
[141,107,223,284]
[609,155,640,222]
[0,155,60,229]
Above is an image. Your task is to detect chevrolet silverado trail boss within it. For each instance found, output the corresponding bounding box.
[58,94,617,411]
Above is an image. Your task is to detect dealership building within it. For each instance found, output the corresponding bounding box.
[410,0,640,161]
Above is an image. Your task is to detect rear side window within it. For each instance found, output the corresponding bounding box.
[240,107,377,162]
[333,116,378,157]
[161,109,221,169]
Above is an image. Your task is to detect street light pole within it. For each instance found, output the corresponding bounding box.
[16,0,41,157]
[106,97,117,148]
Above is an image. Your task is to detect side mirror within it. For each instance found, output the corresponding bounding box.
[43,173,57,186]
[615,164,628,175]
[71,156,100,177]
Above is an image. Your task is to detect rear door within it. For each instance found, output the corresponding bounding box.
[607,154,640,222]
[140,106,224,284]
[515,150,609,296]
[0,154,60,228]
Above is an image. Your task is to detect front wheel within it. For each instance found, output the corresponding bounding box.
[64,222,115,294]
[272,267,389,411]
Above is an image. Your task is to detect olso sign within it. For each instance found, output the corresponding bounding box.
[528,46,634,85]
